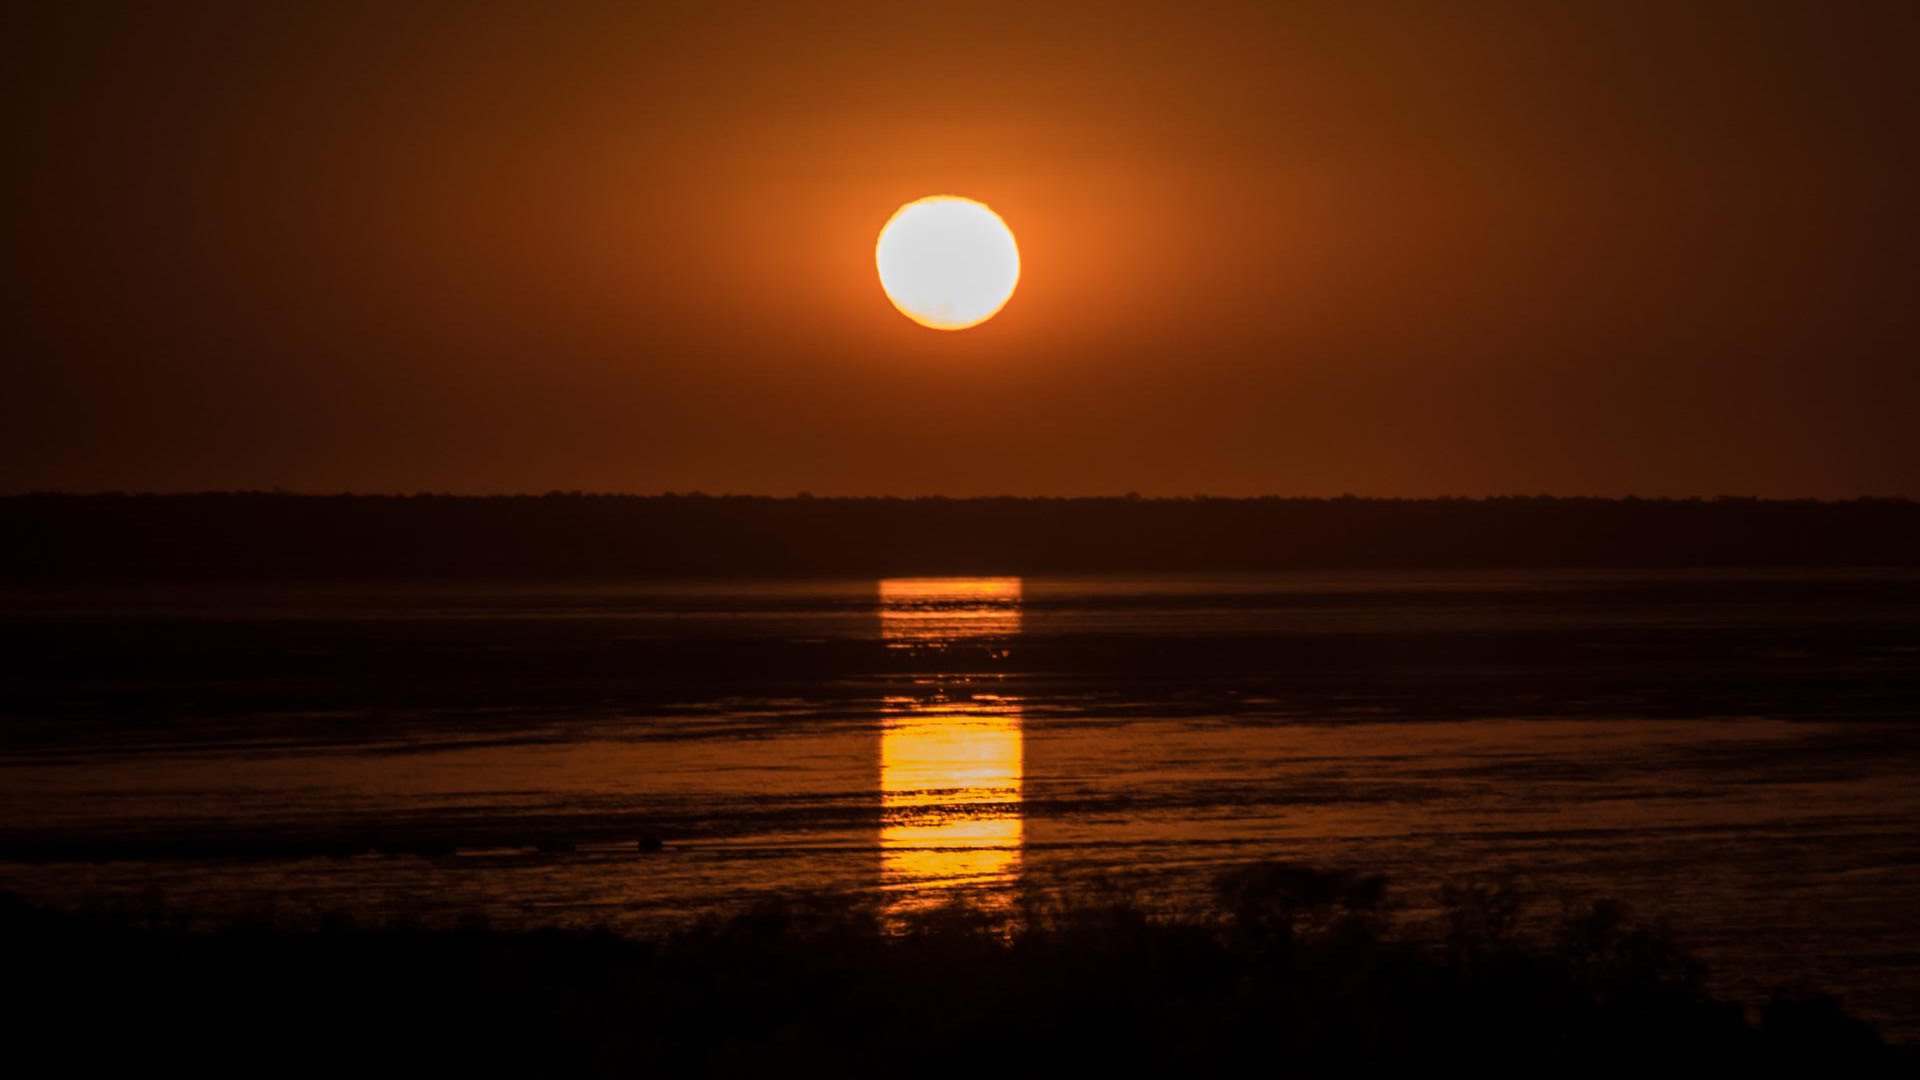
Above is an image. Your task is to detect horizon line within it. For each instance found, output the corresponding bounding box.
[3,491,1915,504]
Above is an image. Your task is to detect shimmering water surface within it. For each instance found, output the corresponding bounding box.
[1,571,1917,1032]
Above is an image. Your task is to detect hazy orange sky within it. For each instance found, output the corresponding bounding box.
[4,1,1916,496]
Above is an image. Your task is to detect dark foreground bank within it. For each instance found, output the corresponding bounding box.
[4,493,1919,578]
[4,865,1907,1078]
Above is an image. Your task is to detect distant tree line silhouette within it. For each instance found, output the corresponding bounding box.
[2,493,1917,578]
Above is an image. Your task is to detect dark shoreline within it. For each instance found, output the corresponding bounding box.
[3,493,1919,579]
[5,864,1909,1077]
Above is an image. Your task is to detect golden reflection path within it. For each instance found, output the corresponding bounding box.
[877,578,1023,918]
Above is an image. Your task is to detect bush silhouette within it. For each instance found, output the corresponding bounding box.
[1,867,1909,1078]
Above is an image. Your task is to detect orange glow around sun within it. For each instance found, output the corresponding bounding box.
[875,196,1021,330]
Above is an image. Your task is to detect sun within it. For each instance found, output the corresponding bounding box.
[875,196,1020,331]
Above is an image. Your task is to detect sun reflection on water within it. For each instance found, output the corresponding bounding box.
[878,575,1021,647]
[878,578,1023,918]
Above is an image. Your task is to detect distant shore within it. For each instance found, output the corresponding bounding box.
[2,493,1917,579]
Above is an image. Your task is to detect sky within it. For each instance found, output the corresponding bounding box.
[3,1,1916,496]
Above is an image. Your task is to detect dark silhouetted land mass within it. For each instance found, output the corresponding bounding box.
[3,493,1917,579]
[4,864,1907,1078]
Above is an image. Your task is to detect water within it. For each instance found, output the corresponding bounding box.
[1,570,1917,1033]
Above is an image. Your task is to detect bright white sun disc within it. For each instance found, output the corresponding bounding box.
[875,196,1020,330]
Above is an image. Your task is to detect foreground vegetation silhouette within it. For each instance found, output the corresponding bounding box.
[4,863,1906,1077]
